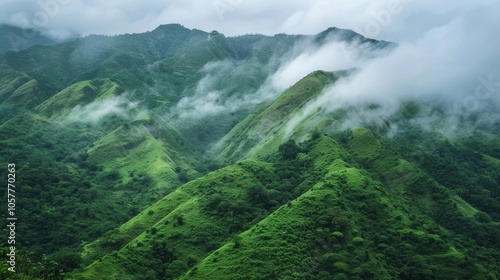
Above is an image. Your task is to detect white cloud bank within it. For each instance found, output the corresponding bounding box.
[283,4,500,136]
[1,0,498,43]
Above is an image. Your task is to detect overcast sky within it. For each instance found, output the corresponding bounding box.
[0,0,497,43]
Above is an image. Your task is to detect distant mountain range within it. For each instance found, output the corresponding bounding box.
[0,24,498,280]
[0,24,60,52]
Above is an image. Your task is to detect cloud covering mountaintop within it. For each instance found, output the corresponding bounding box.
[2,0,499,134]
[0,0,498,43]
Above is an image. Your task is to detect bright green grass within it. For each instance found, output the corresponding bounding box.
[483,154,500,165]
[70,131,496,279]
[451,195,479,217]
[0,65,45,122]
[88,122,179,197]
[346,127,385,163]
[181,153,470,279]
[215,71,339,163]
[35,79,123,119]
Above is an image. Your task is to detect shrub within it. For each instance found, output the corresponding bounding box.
[176,215,184,225]
[352,237,364,245]
[334,262,350,272]
[332,231,345,239]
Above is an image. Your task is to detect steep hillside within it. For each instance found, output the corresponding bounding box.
[0,64,49,122]
[211,70,345,162]
[34,79,124,119]
[69,160,281,279]
[1,25,388,149]
[0,79,200,278]
[69,134,498,279]
[183,145,481,279]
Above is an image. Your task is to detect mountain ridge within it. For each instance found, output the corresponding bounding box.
[0,24,59,52]
[0,24,498,279]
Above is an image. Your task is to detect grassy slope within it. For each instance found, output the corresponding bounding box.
[35,79,124,119]
[23,77,187,196]
[0,76,201,272]
[345,127,494,224]
[182,136,489,280]
[87,119,180,199]
[68,136,497,279]
[68,161,276,279]
[213,70,339,163]
[205,66,499,277]
[30,77,199,200]
[0,64,48,122]
[79,188,193,265]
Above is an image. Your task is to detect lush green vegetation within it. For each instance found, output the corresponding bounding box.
[0,25,498,279]
[68,135,499,279]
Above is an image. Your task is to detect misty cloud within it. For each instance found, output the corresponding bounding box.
[271,33,391,91]
[172,61,234,120]
[64,94,139,123]
[2,0,497,138]
[284,4,500,137]
[168,60,279,121]
[170,29,394,122]
[1,0,497,44]
[326,9,499,107]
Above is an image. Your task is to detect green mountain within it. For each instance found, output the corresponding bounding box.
[0,24,498,280]
[0,24,59,52]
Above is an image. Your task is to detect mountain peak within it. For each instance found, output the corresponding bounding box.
[316,26,364,42]
[151,23,190,33]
